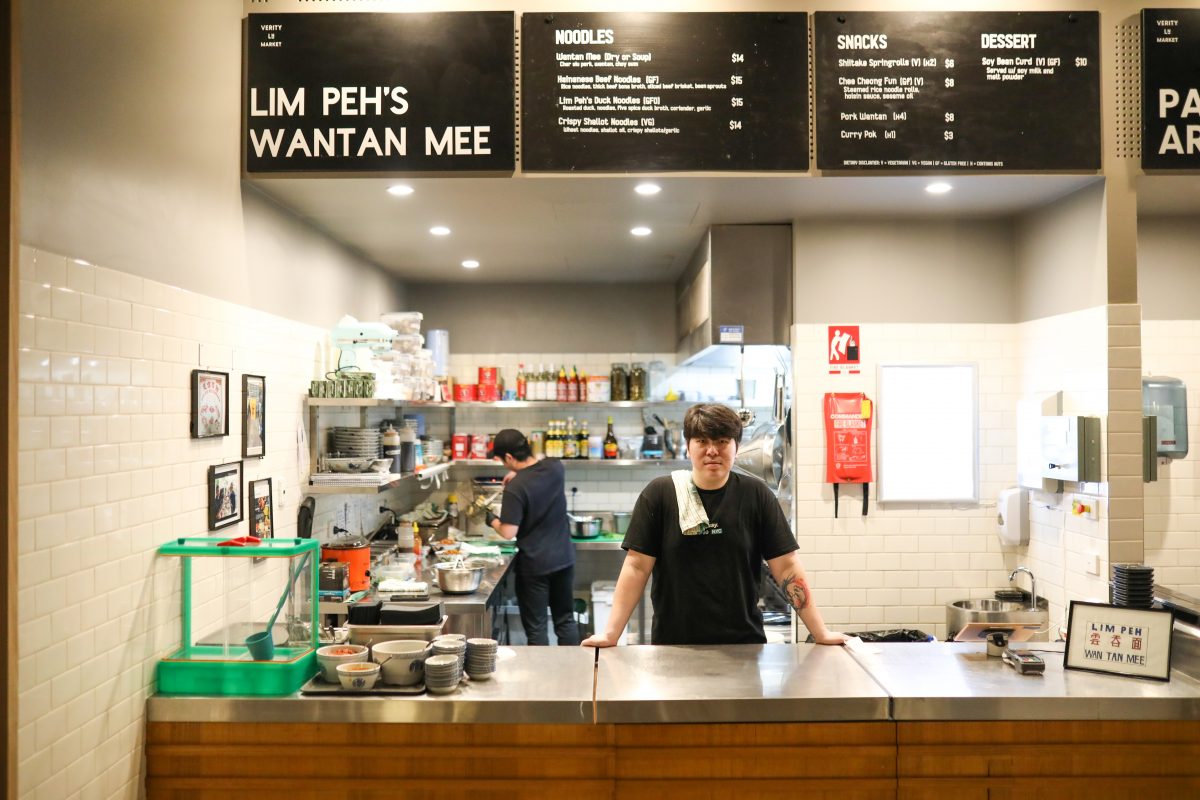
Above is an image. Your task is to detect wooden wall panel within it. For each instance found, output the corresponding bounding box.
[147,721,899,800]
[613,722,896,799]
[898,721,1200,800]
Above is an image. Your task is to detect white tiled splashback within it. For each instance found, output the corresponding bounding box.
[791,309,1110,640]
[16,245,332,800]
[1142,320,1200,595]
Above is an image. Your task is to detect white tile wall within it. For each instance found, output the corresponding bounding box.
[1142,319,1200,595]
[1015,307,1111,632]
[791,309,1111,640]
[16,246,331,799]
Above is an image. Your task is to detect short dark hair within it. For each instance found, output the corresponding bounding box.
[682,404,743,444]
[491,428,532,461]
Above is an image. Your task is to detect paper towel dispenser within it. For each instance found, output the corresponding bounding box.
[1041,416,1102,483]
[1143,376,1188,459]
[996,487,1029,546]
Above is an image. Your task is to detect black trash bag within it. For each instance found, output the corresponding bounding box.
[805,628,932,643]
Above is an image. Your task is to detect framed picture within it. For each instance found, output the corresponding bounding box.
[208,461,244,531]
[1064,600,1175,682]
[242,374,266,458]
[191,369,229,439]
[249,478,274,539]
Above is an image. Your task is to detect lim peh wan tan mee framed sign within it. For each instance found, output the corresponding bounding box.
[1064,600,1175,682]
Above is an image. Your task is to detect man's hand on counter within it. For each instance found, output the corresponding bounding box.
[581,633,619,648]
[811,630,851,646]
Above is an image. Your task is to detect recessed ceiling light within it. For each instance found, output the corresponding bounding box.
[387,184,414,197]
[635,182,661,196]
[72,258,91,266]
[429,226,451,236]
[630,226,652,237]
[462,260,480,269]
[925,182,953,195]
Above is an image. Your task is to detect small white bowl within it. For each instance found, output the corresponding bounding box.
[337,661,380,690]
[317,644,369,682]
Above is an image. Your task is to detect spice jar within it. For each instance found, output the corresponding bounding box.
[629,363,647,401]
[610,363,629,402]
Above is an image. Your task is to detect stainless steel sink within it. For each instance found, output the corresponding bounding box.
[946,598,1050,641]
[952,599,1025,613]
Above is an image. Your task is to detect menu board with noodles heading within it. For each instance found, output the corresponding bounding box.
[814,11,1100,171]
[244,12,515,174]
[521,12,808,172]
[1143,9,1200,169]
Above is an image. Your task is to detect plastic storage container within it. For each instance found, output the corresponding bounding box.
[156,537,319,695]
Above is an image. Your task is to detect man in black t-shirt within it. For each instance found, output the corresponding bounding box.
[486,429,579,646]
[581,404,846,647]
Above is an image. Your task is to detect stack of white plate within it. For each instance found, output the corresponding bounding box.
[331,427,381,458]
[431,638,466,672]
[465,638,498,680]
[424,654,461,694]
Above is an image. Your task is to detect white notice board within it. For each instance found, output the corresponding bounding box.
[878,364,978,503]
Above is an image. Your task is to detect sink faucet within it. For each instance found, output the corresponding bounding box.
[1009,566,1038,611]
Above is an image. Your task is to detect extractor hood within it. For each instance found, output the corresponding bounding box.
[675,224,793,367]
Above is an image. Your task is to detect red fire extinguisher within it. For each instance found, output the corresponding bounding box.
[823,392,874,517]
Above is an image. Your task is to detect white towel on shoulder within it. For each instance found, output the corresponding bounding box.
[671,470,709,536]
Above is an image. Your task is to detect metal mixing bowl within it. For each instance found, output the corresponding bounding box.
[434,560,485,594]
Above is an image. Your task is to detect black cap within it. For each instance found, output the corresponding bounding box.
[491,428,529,461]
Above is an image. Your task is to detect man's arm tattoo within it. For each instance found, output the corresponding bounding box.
[781,574,811,611]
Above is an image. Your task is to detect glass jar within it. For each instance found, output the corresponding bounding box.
[629,363,647,401]
[610,363,629,402]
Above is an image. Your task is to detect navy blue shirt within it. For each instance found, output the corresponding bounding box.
[499,459,575,577]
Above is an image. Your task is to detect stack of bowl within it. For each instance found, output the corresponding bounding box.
[424,654,461,694]
[431,637,466,672]
[331,427,381,459]
[466,638,498,679]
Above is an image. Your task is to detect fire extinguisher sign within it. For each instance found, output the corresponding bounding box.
[828,325,860,375]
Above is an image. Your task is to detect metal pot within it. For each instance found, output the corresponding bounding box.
[434,560,485,594]
[610,512,632,536]
[571,515,602,539]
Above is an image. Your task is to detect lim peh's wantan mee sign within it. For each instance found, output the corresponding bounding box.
[243,12,515,175]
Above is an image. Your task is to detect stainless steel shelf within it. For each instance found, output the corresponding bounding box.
[306,462,453,494]
[305,398,454,408]
[455,400,691,409]
[451,459,689,468]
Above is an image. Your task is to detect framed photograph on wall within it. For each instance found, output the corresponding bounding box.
[249,478,274,539]
[208,461,244,531]
[191,369,230,439]
[242,374,266,458]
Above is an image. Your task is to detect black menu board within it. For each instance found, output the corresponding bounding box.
[521,12,808,172]
[814,12,1100,171]
[1143,9,1200,170]
[244,13,515,174]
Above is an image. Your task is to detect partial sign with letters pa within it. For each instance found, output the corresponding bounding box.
[1143,9,1200,168]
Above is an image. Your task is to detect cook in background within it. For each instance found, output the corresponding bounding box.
[581,403,847,648]
[486,429,580,646]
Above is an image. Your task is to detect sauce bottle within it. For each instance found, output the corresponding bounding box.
[603,416,619,459]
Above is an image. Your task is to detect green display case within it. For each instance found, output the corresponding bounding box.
[157,537,319,696]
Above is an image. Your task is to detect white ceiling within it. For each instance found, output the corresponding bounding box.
[250,174,1102,284]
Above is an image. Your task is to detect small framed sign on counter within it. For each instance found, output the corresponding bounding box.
[1064,601,1175,682]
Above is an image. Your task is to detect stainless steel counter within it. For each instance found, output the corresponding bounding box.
[148,641,1200,725]
[850,641,1200,721]
[419,554,512,615]
[595,644,889,723]
[147,646,594,724]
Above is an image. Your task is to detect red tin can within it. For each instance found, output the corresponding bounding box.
[451,434,470,460]
[477,383,500,402]
[453,383,478,402]
[470,434,489,460]
[478,366,498,385]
